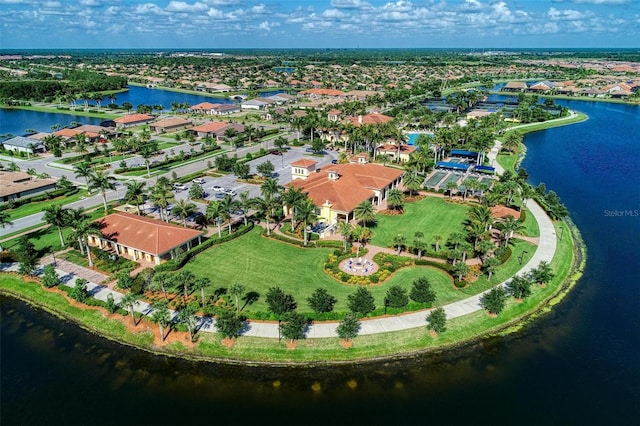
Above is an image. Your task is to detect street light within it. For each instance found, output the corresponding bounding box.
[51,249,57,267]
[278,319,282,341]
[519,250,528,265]
[559,227,564,241]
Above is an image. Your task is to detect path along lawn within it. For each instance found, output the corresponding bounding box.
[371,196,468,248]
[183,228,457,315]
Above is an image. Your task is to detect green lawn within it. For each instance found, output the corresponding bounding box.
[371,196,469,248]
[520,207,540,237]
[7,189,89,221]
[183,228,456,315]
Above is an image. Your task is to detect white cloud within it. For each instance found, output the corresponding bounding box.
[79,0,102,6]
[331,0,371,9]
[251,4,267,14]
[548,7,588,21]
[166,1,208,13]
[134,3,165,15]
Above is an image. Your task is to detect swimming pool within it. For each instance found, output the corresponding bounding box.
[406,132,433,145]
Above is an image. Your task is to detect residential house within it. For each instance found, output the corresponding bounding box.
[290,158,318,180]
[241,99,269,110]
[375,143,417,163]
[0,171,57,202]
[113,113,155,129]
[1,136,46,154]
[149,117,192,134]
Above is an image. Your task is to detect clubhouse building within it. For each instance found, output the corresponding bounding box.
[88,212,202,265]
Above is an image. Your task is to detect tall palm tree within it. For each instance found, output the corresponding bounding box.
[336,221,353,252]
[281,186,305,229]
[88,170,116,214]
[386,189,404,212]
[206,201,223,237]
[294,198,317,245]
[43,205,70,248]
[219,194,240,234]
[261,178,283,202]
[172,199,196,227]
[252,196,278,236]
[68,208,99,267]
[149,179,174,222]
[467,205,494,231]
[497,215,524,247]
[351,225,372,258]
[237,190,253,226]
[73,162,94,190]
[403,172,423,197]
[120,292,141,326]
[193,277,211,309]
[354,200,376,228]
[124,181,146,215]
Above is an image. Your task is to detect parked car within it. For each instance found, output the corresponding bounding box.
[186,212,204,222]
[173,183,188,191]
[224,189,237,196]
[214,192,225,199]
[270,150,282,156]
[192,178,205,184]
[331,159,338,164]
[211,185,224,192]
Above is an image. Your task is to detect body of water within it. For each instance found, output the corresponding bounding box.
[2,99,639,425]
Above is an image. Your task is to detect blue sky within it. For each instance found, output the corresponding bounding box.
[1,0,639,49]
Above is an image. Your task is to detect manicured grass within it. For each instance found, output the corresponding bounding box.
[7,189,89,221]
[183,228,455,315]
[157,141,180,150]
[371,196,469,248]
[520,207,540,237]
[497,152,519,172]
[59,249,137,275]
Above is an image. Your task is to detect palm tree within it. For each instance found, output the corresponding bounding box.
[219,194,239,234]
[294,198,317,245]
[237,191,253,226]
[261,178,283,202]
[88,170,116,214]
[150,271,173,301]
[120,292,141,326]
[336,221,353,252]
[176,270,196,304]
[445,180,458,199]
[252,196,278,236]
[497,215,524,247]
[43,205,70,248]
[352,225,372,258]
[413,231,425,258]
[206,201,223,237]
[433,234,442,252]
[124,181,146,215]
[483,256,501,282]
[0,211,13,251]
[386,189,404,212]
[73,162,94,190]
[178,304,199,342]
[151,300,172,341]
[354,200,376,227]
[193,277,210,309]
[281,186,305,229]
[393,234,407,254]
[172,199,196,227]
[229,283,246,313]
[68,209,99,267]
[149,178,174,222]
[403,172,423,197]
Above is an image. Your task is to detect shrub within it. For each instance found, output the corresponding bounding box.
[426,307,447,334]
[385,285,409,309]
[480,287,508,315]
[410,276,436,305]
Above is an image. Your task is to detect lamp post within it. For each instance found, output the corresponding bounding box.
[519,250,528,265]
[51,250,56,267]
[278,319,282,341]
[559,227,564,241]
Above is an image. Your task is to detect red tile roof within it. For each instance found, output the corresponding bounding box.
[348,112,393,126]
[114,114,154,124]
[291,158,317,168]
[94,212,202,256]
[191,121,229,133]
[290,163,403,214]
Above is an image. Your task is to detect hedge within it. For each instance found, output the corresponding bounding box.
[0,187,78,211]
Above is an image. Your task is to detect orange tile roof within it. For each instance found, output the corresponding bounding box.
[54,128,82,137]
[290,163,403,214]
[150,117,192,128]
[114,113,154,124]
[94,212,202,256]
[377,144,417,154]
[191,121,229,132]
[190,102,221,110]
[299,88,345,96]
[291,158,317,168]
[348,112,393,126]
[490,205,521,220]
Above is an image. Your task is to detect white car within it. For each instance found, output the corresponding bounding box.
[224,189,237,196]
[211,185,224,192]
[173,183,188,191]
[192,178,205,184]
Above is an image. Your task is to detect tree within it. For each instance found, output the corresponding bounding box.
[413,231,426,258]
[480,287,508,315]
[393,234,407,254]
[426,307,447,335]
[347,287,375,316]
[294,198,317,245]
[43,205,69,248]
[336,312,360,343]
[237,190,253,227]
[215,309,245,340]
[531,261,554,287]
[496,215,524,247]
[252,195,278,236]
[336,220,353,252]
[219,194,240,234]
[386,188,404,212]
[172,199,197,227]
[73,161,93,190]
[410,276,436,305]
[266,286,297,316]
[41,264,60,288]
[151,300,172,341]
[445,180,458,199]
[150,271,173,301]
[0,209,14,250]
[279,311,307,344]
[70,278,89,302]
[14,236,38,276]
[233,162,250,179]
[106,293,118,314]
[229,283,246,312]
[116,270,133,290]
[189,183,204,200]
[88,170,116,214]
[508,275,533,300]
[385,285,409,309]
[354,200,376,227]
[256,160,275,178]
[403,172,423,197]
[307,288,337,314]
[124,181,146,215]
[178,304,199,342]
[351,225,372,258]
[483,256,501,282]
[120,292,141,325]
[175,270,196,304]
[260,177,283,201]
[433,234,442,252]
[193,277,210,309]
[452,261,471,282]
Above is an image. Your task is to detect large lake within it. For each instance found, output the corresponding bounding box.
[1,98,639,424]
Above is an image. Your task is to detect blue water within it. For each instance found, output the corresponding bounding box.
[0,109,105,137]
[1,97,640,424]
[406,132,433,145]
